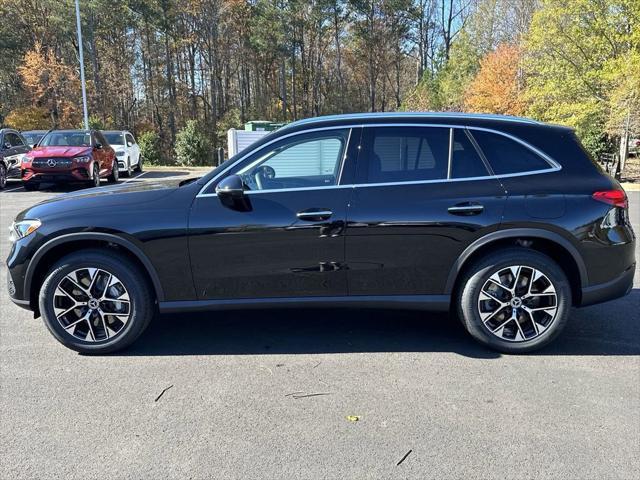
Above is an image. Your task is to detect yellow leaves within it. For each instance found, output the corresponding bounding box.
[17,42,80,127]
[4,106,50,131]
[463,44,525,116]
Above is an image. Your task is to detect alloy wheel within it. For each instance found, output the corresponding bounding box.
[0,164,6,189]
[53,267,131,342]
[477,265,558,342]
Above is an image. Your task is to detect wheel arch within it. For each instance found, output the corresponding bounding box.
[445,228,587,306]
[25,232,165,312]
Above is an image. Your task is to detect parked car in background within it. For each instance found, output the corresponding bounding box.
[102,130,142,176]
[628,137,639,156]
[0,128,30,189]
[21,129,119,190]
[22,130,48,148]
[6,113,635,354]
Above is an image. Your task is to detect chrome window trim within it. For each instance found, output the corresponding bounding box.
[196,122,561,198]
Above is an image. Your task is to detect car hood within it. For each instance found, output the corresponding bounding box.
[29,146,92,158]
[17,178,185,221]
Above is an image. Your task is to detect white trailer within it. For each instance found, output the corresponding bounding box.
[227,128,270,157]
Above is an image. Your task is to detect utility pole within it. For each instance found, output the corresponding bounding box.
[75,0,89,130]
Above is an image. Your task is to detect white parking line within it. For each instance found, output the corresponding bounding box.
[2,185,25,193]
[124,171,149,183]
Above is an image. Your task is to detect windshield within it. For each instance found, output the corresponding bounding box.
[23,132,45,146]
[40,131,91,147]
[103,132,124,145]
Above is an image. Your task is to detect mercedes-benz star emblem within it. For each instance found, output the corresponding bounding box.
[47,159,57,167]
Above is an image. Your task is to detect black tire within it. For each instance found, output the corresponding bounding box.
[23,181,39,191]
[0,163,6,189]
[38,249,155,354]
[122,158,132,177]
[107,160,119,183]
[457,247,571,353]
[88,164,100,188]
[134,156,143,172]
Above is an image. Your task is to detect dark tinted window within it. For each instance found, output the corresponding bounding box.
[365,127,449,183]
[471,130,551,174]
[103,132,124,145]
[5,132,24,147]
[451,129,489,178]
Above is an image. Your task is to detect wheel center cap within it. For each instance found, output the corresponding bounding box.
[88,298,99,309]
[510,297,523,308]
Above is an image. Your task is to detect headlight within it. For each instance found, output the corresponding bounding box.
[9,219,41,243]
[116,151,125,157]
[73,156,92,163]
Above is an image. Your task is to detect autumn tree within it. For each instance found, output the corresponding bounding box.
[18,43,81,127]
[464,43,524,115]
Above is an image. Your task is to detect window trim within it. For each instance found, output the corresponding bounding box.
[196,123,560,198]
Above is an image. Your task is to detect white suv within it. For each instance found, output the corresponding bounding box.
[102,130,142,176]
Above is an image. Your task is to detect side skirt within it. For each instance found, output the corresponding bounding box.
[158,295,451,314]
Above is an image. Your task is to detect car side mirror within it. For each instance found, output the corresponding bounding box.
[3,142,11,150]
[94,143,103,150]
[215,175,252,211]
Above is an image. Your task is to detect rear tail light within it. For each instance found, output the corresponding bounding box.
[592,189,628,208]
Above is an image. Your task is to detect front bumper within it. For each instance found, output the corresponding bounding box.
[580,263,635,307]
[22,166,91,183]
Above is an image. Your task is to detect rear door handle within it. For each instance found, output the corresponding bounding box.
[296,209,333,221]
[447,202,484,216]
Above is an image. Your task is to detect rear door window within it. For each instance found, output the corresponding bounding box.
[361,126,449,183]
[451,129,489,179]
[470,130,551,175]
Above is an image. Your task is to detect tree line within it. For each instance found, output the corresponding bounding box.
[0,0,637,166]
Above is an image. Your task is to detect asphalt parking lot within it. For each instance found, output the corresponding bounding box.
[1,171,639,479]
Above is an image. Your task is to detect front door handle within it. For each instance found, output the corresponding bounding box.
[447,202,484,216]
[296,209,333,221]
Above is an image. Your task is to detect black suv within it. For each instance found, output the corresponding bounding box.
[6,113,635,354]
[0,128,31,189]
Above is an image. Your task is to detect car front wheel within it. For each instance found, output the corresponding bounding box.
[0,163,7,189]
[39,250,155,354]
[107,161,119,183]
[457,248,571,353]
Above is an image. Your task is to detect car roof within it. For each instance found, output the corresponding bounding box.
[277,111,574,135]
[286,111,541,128]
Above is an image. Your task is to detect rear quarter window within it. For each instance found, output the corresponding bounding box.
[471,130,552,175]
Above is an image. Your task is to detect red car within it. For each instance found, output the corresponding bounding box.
[21,129,119,190]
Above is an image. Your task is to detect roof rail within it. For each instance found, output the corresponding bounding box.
[284,111,541,128]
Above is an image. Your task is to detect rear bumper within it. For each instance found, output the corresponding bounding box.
[580,263,635,307]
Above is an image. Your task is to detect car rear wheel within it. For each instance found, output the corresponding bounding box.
[457,248,571,353]
[107,161,119,183]
[39,250,155,354]
[0,163,6,189]
[134,156,143,172]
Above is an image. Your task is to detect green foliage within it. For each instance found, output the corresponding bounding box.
[403,30,481,111]
[216,109,242,150]
[524,0,638,158]
[175,120,212,166]
[138,131,162,165]
[77,115,106,130]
